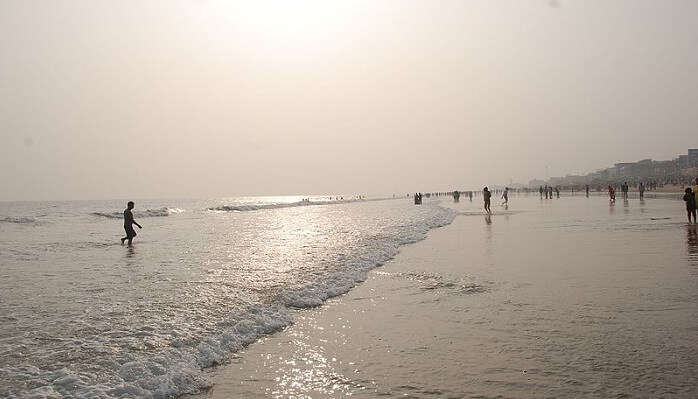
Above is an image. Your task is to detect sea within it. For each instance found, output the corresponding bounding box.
[179,193,698,399]
[0,196,456,398]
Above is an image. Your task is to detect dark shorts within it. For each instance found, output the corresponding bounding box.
[124,225,137,238]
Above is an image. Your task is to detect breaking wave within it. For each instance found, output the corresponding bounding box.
[208,199,359,212]
[0,216,37,224]
[1,203,456,399]
[91,207,185,219]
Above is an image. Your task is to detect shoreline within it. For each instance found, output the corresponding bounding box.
[188,210,470,398]
[189,197,698,398]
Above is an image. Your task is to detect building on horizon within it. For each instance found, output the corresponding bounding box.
[528,148,698,188]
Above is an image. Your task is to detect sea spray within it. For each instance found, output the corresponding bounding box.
[0,199,455,398]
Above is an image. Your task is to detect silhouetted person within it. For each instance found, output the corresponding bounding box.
[684,188,697,223]
[414,193,422,205]
[469,191,473,201]
[555,187,560,198]
[585,184,590,197]
[621,182,629,200]
[544,185,549,199]
[638,182,645,200]
[483,186,492,214]
[608,185,616,203]
[502,187,509,205]
[121,201,142,246]
[539,186,544,199]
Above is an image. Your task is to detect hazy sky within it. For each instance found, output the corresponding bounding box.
[1,0,697,200]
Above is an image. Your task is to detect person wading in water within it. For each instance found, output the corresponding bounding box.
[483,187,492,214]
[121,201,142,246]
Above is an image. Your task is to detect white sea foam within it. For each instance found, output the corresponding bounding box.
[0,199,455,399]
[207,198,374,212]
[0,305,292,399]
[278,207,456,308]
[0,216,37,224]
[91,207,185,219]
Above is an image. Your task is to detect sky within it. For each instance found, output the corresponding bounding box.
[1,0,697,200]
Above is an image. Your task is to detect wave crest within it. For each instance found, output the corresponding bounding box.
[0,216,37,224]
[208,199,358,213]
[91,207,184,219]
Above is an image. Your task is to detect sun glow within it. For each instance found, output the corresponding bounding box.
[214,0,369,51]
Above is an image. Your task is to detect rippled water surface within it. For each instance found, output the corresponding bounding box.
[192,194,698,399]
[0,197,455,398]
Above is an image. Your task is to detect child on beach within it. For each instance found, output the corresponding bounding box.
[608,185,616,203]
[683,188,696,223]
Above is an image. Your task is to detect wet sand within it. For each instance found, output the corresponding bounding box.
[192,196,698,398]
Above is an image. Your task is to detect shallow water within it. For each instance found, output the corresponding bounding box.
[193,194,698,399]
[0,196,455,398]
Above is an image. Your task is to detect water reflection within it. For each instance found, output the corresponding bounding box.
[124,246,138,270]
[686,225,698,260]
[483,214,494,265]
[126,246,135,258]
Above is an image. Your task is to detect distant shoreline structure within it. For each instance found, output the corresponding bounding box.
[525,148,698,191]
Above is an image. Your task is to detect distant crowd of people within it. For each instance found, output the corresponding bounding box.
[119,178,698,246]
[413,190,475,205]
[410,178,698,222]
[538,185,561,199]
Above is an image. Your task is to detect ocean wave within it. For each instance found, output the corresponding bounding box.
[2,204,456,399]
[278,206,458,308]
[0,216,37,224]
[208,199,365,212]
[91,207,185,219]
[0,304,293,399]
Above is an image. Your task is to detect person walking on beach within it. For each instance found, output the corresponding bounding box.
[585,184,590,197]
[539,186,544,199]
[483,187,492,214]
[121,201,142,246]
[502,187,509,205]
[683,188,696,223]
[639,182,645,200]
[621,182,629,200]
[608,185,616,203]
[544,185,549,199]
[555,187,560,198]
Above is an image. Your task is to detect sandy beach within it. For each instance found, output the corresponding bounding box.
[192,196,698,398]
[4,2,698,398]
